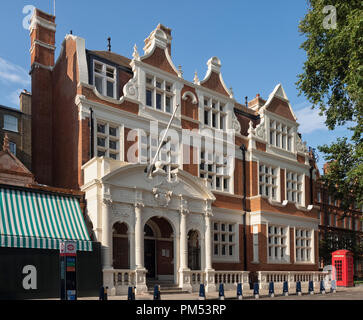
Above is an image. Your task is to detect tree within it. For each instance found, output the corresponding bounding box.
[297,0,363,209]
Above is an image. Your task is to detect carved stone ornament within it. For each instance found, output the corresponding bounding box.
[153,188,173,208]
[255,121,266,140]
[132,44,140,61]
[204,200,213,217]
[179,196,189,215]
[123,77,139,100]
[232,112,241,133]
[296,136,308,153]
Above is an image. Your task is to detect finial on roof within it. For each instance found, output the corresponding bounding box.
[178,65,183,78]
[230,87,234,98]
[132,44,140,60]
[107,37,111,52]
[70,30,73,35]
[3,133,10,152]
[193,71,199,84]
[245,96,248,107]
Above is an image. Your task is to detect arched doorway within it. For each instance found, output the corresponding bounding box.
[188,230,201,270]
[112,222,129,269]
[144,217,174,281]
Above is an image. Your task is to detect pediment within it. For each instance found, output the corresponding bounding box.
[102,164,214,201]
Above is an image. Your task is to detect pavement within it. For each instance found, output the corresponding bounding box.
[75,285,363,301]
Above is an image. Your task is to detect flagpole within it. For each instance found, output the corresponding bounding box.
[146,104,180,178]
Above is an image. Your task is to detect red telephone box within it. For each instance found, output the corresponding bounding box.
[332,250,354,287]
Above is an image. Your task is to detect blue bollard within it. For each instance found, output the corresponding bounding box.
[219,284,225,300]
[153,285,161,300]
[331,280,337,293]
[308,281,314,295]
[128,286,135,300]
[237,283,243,300]
[253,283,259,299]
[269,282,275,297]
[320,280,326,294]
[199,284,206,300]
[283,281,289,296]
[296,281,302,296]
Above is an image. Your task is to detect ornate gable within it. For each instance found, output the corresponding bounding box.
[199,57,232,98]
[264,84,297,122]
[140,25,181,77]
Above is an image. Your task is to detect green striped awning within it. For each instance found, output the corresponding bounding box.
[0,187,92,251]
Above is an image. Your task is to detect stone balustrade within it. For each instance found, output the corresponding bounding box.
[186,270,250,292]
[257,271,329,291]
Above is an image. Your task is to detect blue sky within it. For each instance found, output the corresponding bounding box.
[0,0,352,171]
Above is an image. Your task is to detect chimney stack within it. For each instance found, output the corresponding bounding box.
[29,9,56,68]
[248,93,266,109]
[20,89,32,115]
[29,8,56,186]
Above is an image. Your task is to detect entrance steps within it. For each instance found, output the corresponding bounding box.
[146,280,190,295]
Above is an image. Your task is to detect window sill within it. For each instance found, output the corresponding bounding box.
[3,128,19,133]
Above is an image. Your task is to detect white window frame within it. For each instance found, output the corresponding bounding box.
[3,115,18,132]
[286,171,304,205]
[145,74,174,114]
[9,142,16,156]
[202,96,227,131]
[269,119,293,151]
[93,60,117,99]
[267,224,289,263]
[295,228,313,263]
[212,221,238,261]
[95,120,120,160]
[258,163,279,201]
[139,130,179,174]
[199,148,232,193]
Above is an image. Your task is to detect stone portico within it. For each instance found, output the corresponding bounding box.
[81,157,222,294]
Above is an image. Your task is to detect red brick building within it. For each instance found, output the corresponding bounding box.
[29,8,327,294]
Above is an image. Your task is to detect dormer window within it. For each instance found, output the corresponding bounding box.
[93,61,116,99]
[145,74,174,113]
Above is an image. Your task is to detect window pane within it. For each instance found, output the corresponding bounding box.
[97,150,105,157]
[109,127,117,136]
[97,124,106,133]
[109,153,117,160]
[107,81,114,98]
[106,67,114,78]
[94,62,103,74]
[109,140,117,150]
[156,93,162,110]
[146,90,152,106]
[95,76,103,94]
[166,96,171,113]
[9,142,16,156]
[97,137,106,147]
[4,115,18,132]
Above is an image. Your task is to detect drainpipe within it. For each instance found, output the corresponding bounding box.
[309,166,314,205]
[240,144,248,271]
[90,108,94,158]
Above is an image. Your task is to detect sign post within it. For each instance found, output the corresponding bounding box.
[60,241,77,300]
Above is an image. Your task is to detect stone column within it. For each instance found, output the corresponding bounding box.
[102,198,115,295]
[204,204,216,293]
[134,202,147,293]
[128,230,135,270]
[178,200,192,292]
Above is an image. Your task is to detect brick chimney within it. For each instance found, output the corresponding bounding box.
[20,89,32,115]
[29,8,56,186]
[29,9,56,67]
[248,94,266,109]
[144,24,172,57]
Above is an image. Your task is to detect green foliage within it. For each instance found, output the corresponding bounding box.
[298,0,363,210]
